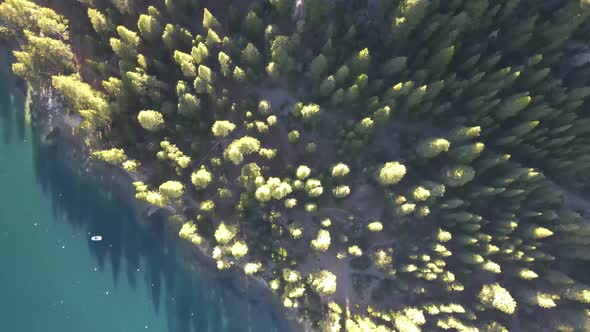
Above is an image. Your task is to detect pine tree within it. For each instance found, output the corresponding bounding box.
[0,0,67,37]
[479,283,517,314]
[310,54,328,81]
[212,120,236,137]
[416,138,451,158]
[13,33,75,81]
[243,10,263,41]
[377,162,407,186]
[270,0,293,17]
[163,24,192,51]
[352,48,370,74]
[177,93,200,117]
[111,26,140,59]
[241,43,261,67]
[202,8,222,31]
[159,181,184,199]
[382,56,407,77]
[52,75,109,124]
[191,42,209,64]
[442,165,475,187]
[205,28,221,47]
[137,110,165,131]
[320,76,336,97]
[191,166,213,189]
[87,8,113,36]
[137,14,163,43]
[218,51,232,78]
[174,50,196,78]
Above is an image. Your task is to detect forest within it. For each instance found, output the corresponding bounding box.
[2,0,590,331]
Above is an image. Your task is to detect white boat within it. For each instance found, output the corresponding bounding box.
[91,235,102,241]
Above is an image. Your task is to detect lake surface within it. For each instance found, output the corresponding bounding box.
[0,49,293,332]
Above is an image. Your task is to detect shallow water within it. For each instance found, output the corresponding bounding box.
[0,49,293,332]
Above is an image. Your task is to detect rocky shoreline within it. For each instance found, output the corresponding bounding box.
[27,83,309,332]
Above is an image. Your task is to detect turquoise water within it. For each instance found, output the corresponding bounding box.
[0,50,293,332]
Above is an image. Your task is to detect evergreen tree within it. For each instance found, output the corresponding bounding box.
[137,110,165,131]
[310,54,328,80]
[377,162,407,186]
[270,0,293,17]
[137,14,163,43]
[243,10,263,41]
[13,32,75,81]
[241,43,262,67]
[87,8,113,36]
[174,50,196,78]
[218,51,232,78]
[202,8,222,31]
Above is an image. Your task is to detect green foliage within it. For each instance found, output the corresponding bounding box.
[442,165,475,187]
[11,1,590,329]
[305,0,332,26]
[496,94,532,120]
[332,185,350,198]
[243,10,263,40]
[173,50,196,78]
[288,130,300,143]
[205,28,221,47]
[416,138,451,158]
[305,178,324,197]
[52,75,108,118]
[13,32,75,81]
[310,54,328,80]
[479,284,517,314]
[163,24,192,51]
[270,35,294,73]
[177,92,200,116]
[311,229,331,252]
[377,162,407,186]
[352,48,370,74]
[331,163,350,178]
[159,181,184,199]
[233,66,246,82]
[450,126,481,143]
[320,76,336,97]
[241,43,261,67]
[191,166,212,190]
[294,103,321,121]
[212,120,236,137]
[224,136,261,165]
[231,241,249,259]
[88,8,113,35]
[202,8,221,31]
[92,148,127,165]
[137,14,163,43]
[270,0,293,17]
[393,0,431,37]
[110,26,140,60]
[137,110,164,131]
[214,222,237,245]
[192,42,209,64]
[218,52,232,78]
[308,270,337,296]
[296,165,311,180]
[382,56,407,76]
[0,0,68,37]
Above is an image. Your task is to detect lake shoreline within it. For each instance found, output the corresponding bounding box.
[25,81,310,332]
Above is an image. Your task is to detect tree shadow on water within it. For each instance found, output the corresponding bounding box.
[30,131,297,332]
[0,47,26,144]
